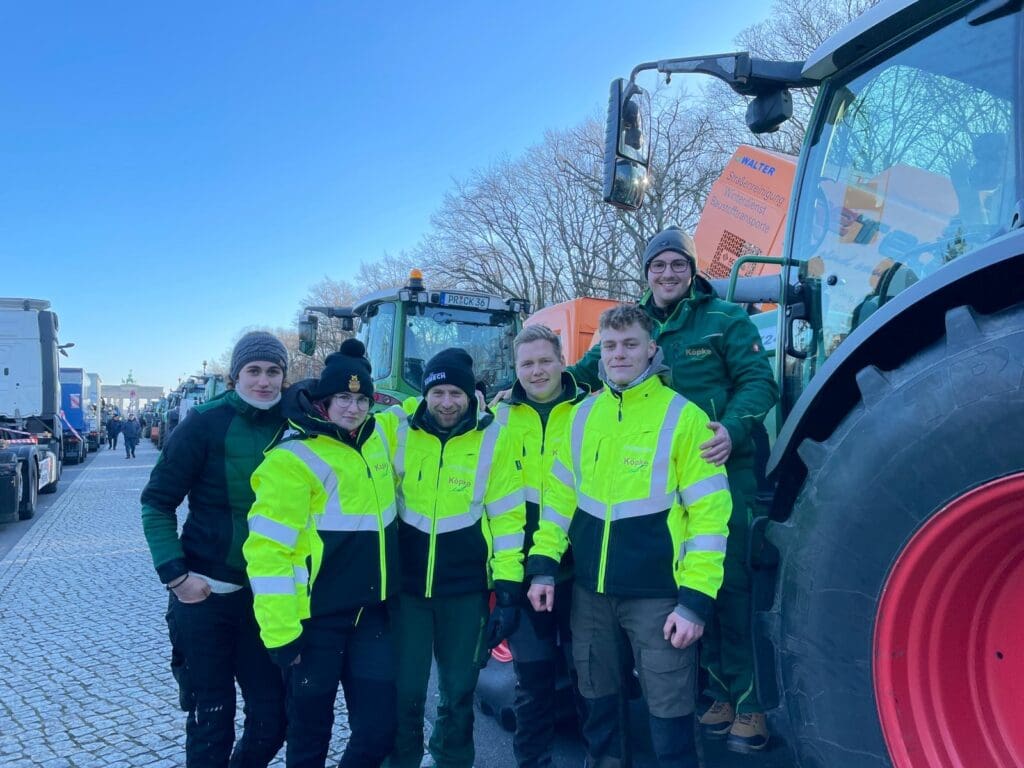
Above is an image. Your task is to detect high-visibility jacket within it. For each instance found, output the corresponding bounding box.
[244,403,398,658]
[493,372,587,581]
[531,372,731,622]
[377,400,526,598]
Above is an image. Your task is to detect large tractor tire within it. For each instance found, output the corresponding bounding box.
[768,303,1024,768]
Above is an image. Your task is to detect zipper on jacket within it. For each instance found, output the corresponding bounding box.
[710,398,718,421]
[597,496,612,593]
[360,449,388,600]
[425,441,444,599]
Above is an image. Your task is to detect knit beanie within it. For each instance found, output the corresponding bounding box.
[310,339,374,400]
[422,348,476,399]
[230,331,289,381]
[642,226,698,276]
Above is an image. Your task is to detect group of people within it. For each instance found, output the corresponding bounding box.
[140,224,778,768]
[106,413,142,457]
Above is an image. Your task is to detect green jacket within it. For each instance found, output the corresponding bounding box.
[141,390,285,585]
[570,277,778,470]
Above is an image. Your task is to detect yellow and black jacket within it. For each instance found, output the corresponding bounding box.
[243,383,398,663]
[493,372,588,582]
[530,355,732,623]
[377,398,526,599]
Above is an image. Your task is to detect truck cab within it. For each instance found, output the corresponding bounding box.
[301,270,527,405]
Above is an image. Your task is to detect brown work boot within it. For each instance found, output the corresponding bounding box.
[698,701,734,739]
[726,712,770,753]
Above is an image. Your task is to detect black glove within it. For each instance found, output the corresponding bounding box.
[483,583,522,650]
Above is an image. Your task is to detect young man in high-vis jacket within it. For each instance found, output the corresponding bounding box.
[530,304,732,768]
[493,325,589,768]
[379,348,527,768]
[570,227,778,752]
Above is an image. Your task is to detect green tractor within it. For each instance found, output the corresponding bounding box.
[608,2,1024,766]
[299,269,529,406]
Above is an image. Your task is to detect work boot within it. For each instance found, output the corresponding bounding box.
[697,701,734,739]
[725,712,769,753]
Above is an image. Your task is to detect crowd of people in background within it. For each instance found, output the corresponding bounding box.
[139,225,777,768]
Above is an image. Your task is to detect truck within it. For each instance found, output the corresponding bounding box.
[59,367,89,464]
[84,372,103,451]
[0,298,64,521]
[605,2,1024,766]
[299,269,529,405]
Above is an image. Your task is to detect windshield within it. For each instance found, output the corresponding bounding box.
[786,8,1019,390]
[402,306,517,396]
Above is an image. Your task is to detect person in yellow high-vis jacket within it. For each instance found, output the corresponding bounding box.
[377,347,527,768]
[244,339,399,768]
[528,304,732,768]
[493,324,589,768]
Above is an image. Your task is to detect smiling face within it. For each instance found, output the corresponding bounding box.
[600,322,657,388]
[426,384,470,428]
[647,250,693,308]
[515,338,565,404]
[235,361,285,402]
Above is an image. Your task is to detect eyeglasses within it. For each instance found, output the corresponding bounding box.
[332,393,371,410]
[648,259,691,274]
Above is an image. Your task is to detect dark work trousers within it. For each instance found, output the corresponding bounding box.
[699,467,762,713]
[385,591,489,768]
[571,586,698,768]
[507,581,585,768]
[125,437,139,458]
[165,589,286,768]
[283,603,397,768]
[109,433,119,449]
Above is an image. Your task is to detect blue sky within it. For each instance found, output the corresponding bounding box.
[2,1,770,390]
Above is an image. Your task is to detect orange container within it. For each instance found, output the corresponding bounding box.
[525,297,620,364]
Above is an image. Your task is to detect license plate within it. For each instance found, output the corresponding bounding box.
[439,292,489,309]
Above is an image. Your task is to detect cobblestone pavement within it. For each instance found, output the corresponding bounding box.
[0,439,351,767]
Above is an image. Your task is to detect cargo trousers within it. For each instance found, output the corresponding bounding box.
[165,589,286,768]
[385,591,489,768]
[571,585,698,768]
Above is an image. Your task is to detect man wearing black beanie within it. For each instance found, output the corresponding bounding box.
[379,347,527,768]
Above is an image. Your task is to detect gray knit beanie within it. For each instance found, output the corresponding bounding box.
[230,331,288,381]
[642,226,698,275]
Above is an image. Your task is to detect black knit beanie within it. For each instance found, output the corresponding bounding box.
[310,339,374,400]
[230,331,289,381]
[642,226,698,276]
[422,348,475,399]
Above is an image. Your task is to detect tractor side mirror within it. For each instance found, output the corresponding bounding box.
[746,89,793,134]
[603,78,651,211]
[298,314,318,356]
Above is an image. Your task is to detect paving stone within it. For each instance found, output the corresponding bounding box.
[0,443,354,766]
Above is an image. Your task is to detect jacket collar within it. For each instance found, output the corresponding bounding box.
[640,274,715,324]
[410,396,493,439]
[598,346,672,393]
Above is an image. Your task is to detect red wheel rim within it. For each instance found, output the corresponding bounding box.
[874,473,1024,767]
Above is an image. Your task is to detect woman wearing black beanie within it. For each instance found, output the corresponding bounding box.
[245,339,400,767]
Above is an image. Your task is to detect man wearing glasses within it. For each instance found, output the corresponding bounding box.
[569,226,778,753]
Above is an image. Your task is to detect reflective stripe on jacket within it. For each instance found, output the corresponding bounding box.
[377,401,526,598]
[243,421,398,651]
[493,373,587,579]
[533,374,731,620]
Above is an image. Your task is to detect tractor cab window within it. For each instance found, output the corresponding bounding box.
[786,7,1018,397]
[403,306,516,396]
